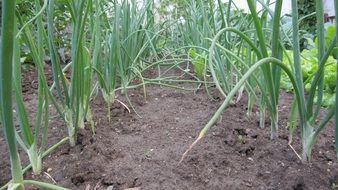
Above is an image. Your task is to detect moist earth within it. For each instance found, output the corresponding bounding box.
[1,65,337,190]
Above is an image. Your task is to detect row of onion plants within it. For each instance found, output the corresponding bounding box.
[181,0,337,163]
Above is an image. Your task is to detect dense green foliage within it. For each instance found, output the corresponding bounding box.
[298,0,316,33]
[281,49,337,106]
[280,25,337,107]
[157,0,187,18]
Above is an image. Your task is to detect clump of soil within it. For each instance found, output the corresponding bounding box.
[1,65,337,190]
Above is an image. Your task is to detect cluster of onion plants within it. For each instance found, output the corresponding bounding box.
[13,0,71,176]
[91,0,165,117]
[0,0,165,189]
[47,0,95,146]
[170,0,255,96]
[182,0,337,163]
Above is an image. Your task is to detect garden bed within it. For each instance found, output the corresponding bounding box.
[1,65,337,190]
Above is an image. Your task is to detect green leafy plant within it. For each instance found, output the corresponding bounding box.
[188,48,206,78]
[324,25,338,59]
[280,49,336,107]
[298,0,316,34]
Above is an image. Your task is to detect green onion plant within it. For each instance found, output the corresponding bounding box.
[47,0,93,146]
[1,0,24,188]
[290,0,336,161]
[13,0,59,175]
[1,0,69,189]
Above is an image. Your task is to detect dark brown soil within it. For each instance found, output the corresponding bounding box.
[1,64,338,190]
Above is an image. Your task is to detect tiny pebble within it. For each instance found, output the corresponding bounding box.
[124,187,141,190]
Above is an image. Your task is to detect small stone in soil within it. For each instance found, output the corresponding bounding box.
[124,187,141,190]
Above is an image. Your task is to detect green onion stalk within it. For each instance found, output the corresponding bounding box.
[244,46,256,117]
[257,0,269,130]
[14,0,67,175]
[290,0,308,160]
[91,1,119,120]
[246,0,280,139]
[311,0,325,123]
[66,1,90,145]
[13,0,48,175]
[47,0,71,145]
[270,0,283,126]
[0,0,25,188]
[102,2,119,120]
[290,0,336,161]
[85,0,103,132]
[47,0,92,146]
